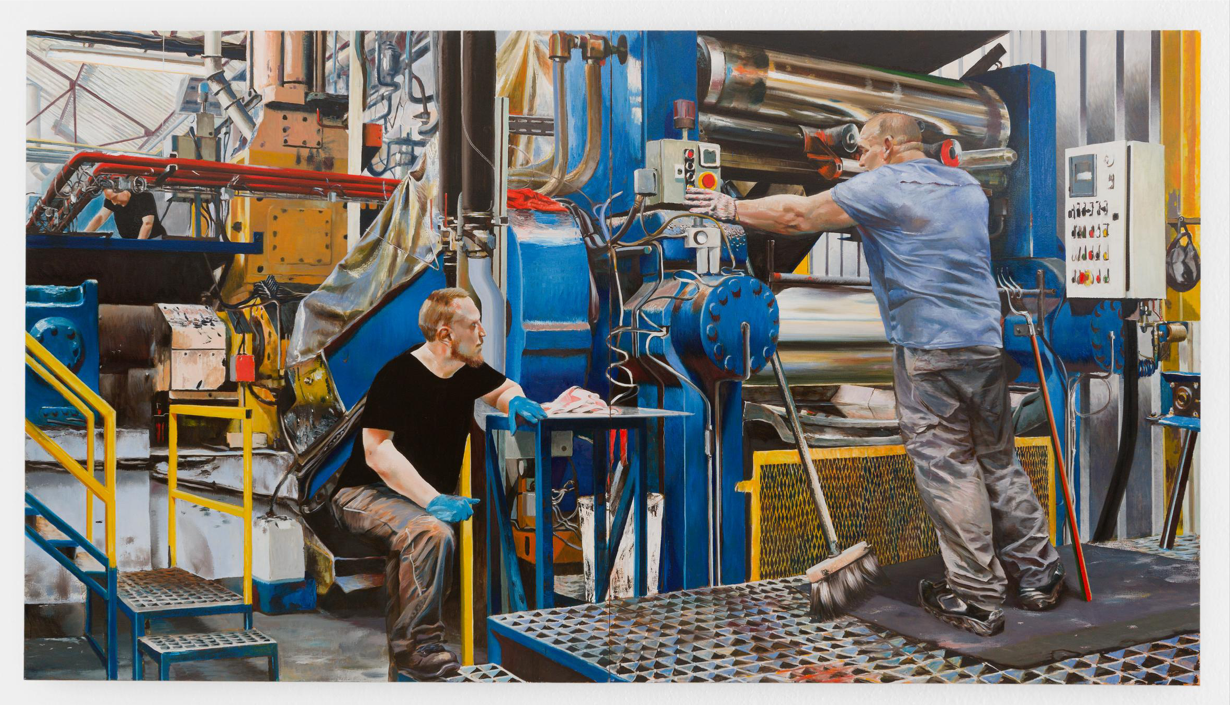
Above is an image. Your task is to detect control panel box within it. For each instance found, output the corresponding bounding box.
[1064,141,1165,299]
[643,139,722,207]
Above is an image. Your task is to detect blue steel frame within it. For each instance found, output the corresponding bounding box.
[484,410,683,660]
[486,618,624,683]
[27,231,264,254]
[25,491,119,679]
[117,588,253,681]
[138,638,279,681]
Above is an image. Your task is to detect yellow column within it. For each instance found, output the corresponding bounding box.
[460,437,474,665]
[1160,30,1201,534]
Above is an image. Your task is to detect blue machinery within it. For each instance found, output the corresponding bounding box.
[485,31,1141,599]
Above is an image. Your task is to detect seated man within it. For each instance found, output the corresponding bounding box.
[83,187,168,240]
[330,287,547,681]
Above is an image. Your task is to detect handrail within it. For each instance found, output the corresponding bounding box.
[25,333,116,568]
[25,331,119,679]
[25,355,97,510]
[168,399,254,606]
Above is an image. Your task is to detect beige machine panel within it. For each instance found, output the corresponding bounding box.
[1064,141,1166,299]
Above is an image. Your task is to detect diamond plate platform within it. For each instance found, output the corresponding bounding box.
[489,535,1200,684]
[119,567,245,614]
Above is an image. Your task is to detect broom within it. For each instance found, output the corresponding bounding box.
[770,353,886,619]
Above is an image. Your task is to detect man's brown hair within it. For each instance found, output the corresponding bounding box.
[418,287,473,341]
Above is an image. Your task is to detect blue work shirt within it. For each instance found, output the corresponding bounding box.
[830,159,1002,350]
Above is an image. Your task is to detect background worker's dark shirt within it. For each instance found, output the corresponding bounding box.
[336,345,506,498]
[106,192,167,239]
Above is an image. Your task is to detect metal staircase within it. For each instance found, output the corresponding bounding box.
[25,332,278,680]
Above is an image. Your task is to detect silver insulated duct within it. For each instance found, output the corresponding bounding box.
[698,36,1010,151]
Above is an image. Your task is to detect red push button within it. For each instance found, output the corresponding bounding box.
[698,172,718,189]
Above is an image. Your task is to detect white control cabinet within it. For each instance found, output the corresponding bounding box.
[1064,141,1165,299]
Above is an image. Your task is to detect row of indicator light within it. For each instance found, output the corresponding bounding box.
[1071,223,1110,239]
[1068,200,1109,218]
[1072,269,1111,286]
[1072,245,1111,262]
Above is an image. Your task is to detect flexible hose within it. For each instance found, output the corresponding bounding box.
[1092,317,1140,542]
[538,59,571,196]
[557,61,603,194]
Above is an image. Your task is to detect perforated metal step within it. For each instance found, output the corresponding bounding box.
[139,629,275,655]
[118,567,244,614]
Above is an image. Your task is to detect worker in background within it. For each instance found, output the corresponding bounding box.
[330,287,547,681]
[684,112,1064,637]
[83,187,167,239]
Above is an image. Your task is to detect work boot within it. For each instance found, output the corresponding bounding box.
[1019,563,1066,611]
[396,643,461,681]
[918,578,1004,637]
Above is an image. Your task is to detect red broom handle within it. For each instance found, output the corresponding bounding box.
[1029,333,1094,601]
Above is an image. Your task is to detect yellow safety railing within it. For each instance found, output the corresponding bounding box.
[734,470,762,582]
[168,401,254,605]
[24,332,116,569]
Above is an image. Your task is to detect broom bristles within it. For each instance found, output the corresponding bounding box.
[808,551,887,621]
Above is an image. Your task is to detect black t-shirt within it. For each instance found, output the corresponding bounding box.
[336,345,506,496]
[107,192,167,239]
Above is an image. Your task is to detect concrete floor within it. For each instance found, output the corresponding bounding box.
[25,588,482,681]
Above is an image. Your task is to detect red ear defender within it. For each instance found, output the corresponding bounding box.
[940,139,962,167]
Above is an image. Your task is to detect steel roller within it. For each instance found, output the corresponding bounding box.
[698,36,1010,151]
[747,286,893,387]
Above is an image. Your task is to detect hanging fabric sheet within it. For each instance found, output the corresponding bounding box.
[285,142,442,366]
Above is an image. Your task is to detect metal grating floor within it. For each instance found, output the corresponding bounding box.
[447,663,523,683]
[139,630,275,654]
[1099,533,1200,562]
[489,536,1200,684]
[118,568,245,613]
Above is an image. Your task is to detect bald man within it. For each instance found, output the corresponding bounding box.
[685,113,1063,637]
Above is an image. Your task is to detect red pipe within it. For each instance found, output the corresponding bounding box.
[92,165,395,197]
[28,152,400,232]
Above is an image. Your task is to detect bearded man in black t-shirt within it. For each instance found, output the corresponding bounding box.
[84,188,168,239]
[331,287,547,681]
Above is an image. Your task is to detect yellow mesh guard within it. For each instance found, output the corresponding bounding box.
[750,438,1054,580]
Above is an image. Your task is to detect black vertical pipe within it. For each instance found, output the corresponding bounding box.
[1092,316,1140,541]
[433,31,463,219]
[460,31,496,215]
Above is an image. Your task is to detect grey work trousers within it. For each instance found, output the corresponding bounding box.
[893,345,1060,608]
[331,484,456,677]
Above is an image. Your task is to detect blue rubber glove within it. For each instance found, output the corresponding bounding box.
[508,395,548,434]
[425,494,480,523]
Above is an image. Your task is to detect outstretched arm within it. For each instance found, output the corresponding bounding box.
[83,206,112,233]
[362,428,439,507]
[684,187,856,236]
